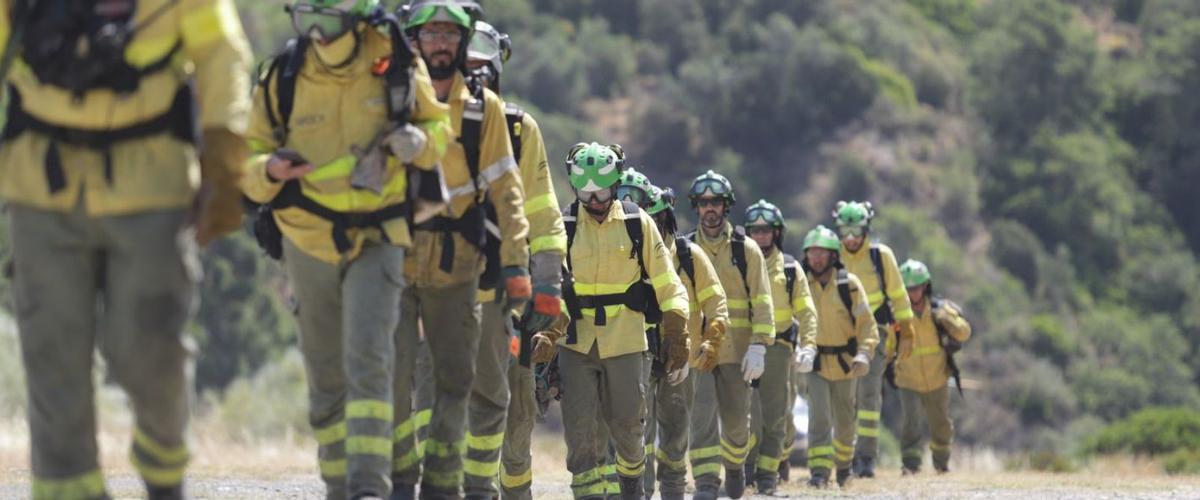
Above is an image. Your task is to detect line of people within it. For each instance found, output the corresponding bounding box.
[0,0,972,499]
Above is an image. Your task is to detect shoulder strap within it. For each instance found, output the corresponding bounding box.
[869,245,887,301]
[504,103,524,161]
[783,253,798,306]
[461,97,486,203]
[261,38,308,144]
[730,229,751,297]
[380,14,416,123]
[836,267,856,327]
[676,236,695,285]
[620,201,647,280]
[563,202,578,270]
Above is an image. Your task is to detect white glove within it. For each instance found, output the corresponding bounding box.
[741,344,767,382]
[667,362,690,386]
[795,346,816,374]
[384,123,427,163]
[850,352,871,377]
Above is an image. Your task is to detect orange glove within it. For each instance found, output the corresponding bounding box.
[503,266,532,309]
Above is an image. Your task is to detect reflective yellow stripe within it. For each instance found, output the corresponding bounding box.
[753,294,772,306]
[858,427,880,437]
[133,429,189,464]
[867,291,885,309]
[424,469,463,488]
[500,466,532,488]
[307,155,356,182]
[756,454,781,472]
[571,467,603,485]
[181,0,241,48]
[894,307,915,320]
[394,409,432,441]
[463,457,500,478]
[887,286,908,300]
[125,33,179,67]
[571,479,607,497]
[656,449,687,470]
[727,299,749,309]
[346,436,393,457]
[419,115,452,157]
[248,140,273,155]
[530,233,567,254]
[31,470,106,500]
[833,440,855,453]
[348,400,394,421]
[525,193,557,214]
[913,345,943,356]
[320,459,347,477]
[315,422,347,445]
[808,458,834,469]
[689,446,720,460]
[691,462,722,476]
[466,432,505,451]
[651,271,676,289]
[930,441,951,451]
[902,448,924,458]
[721,437,751,458]
[131,453,185,487]
[729,318,751,328]
[659,296,688,314]
[752,323,775,335]
[808,446,833,457]
[305,158,409,212]
[645,443,656,456]
[615,457,644,477]
[773,308,792,323]
[425,438,466,457]
[697,284,721,303]
[793,296,813,312]
[393,446,423,472]
[858,410,881,421]
[574,282,636,295]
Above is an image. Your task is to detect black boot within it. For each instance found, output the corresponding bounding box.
[755,475,778,495]
[807,470,829,488]
[778,459,790,482]
[744,463,755,487]
[147,484,184,500]
[389,482,416,500]
[724,467,745,499]
[618,475,644,500]
[856,456,876,478]
[836,467,852,487]
[693,483,719,500]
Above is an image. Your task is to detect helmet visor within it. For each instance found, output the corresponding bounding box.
[746,208,780,226]
[691,178,729,198]
[616,185,650,208]
[406,4,472,29]
[577,187,614,204]
[467,30,501,62]
[838,225,865,238]
[290,3,354,41]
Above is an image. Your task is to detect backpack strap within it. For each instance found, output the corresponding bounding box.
[931,297,965,398]
[620,200,647,280]
[835,266,856,328]
[261,38,307,145]
[675,236,695,285]
[460,97,486,204]
[783,253,799,307]
[504,103,524,161]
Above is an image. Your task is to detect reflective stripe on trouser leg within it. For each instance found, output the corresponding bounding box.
[689,369,723,486]
[751,343,790,480]
[715,365,752,469]
[464,301,513,496]
[392,286,427,487]
[832,377,858,470]
[653,369,693,496]
[561,346,607,499]
[853,334,887,459]
[500,363,535,500]
[562,346,646,498]
[641,353,658,496]
[805,374,855,473]
[130,428,190,489]
[414,280,483,493]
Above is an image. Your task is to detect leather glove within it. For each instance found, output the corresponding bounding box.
[701,319,726,344]
[503,266,532,310]
[741,344,766,382]
[667,362,690,386]
[795,346,816,373]
[850,352,871,377]
[897,320,917,360]
[530,313,569,364]
[661,310,690,373]
[384,122,427,163]
[195,128,249,246]
[692,339,720,372]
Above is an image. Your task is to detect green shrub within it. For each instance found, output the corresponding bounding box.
[1164,448,1200,475]
[1028,450,1078,473]
[1086,407,1200,455]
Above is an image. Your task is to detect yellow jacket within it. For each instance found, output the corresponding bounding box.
[405,74,528,287]
[242,29,450,264]
[694,224,775,364]
[0,0,251,215]
[841,238,914,324]
[808,268,879,382]
[893,298,971,392]
[563,202,689,359]
[477,108,565,302]
[763,249,818,350]
[666,237,729,362]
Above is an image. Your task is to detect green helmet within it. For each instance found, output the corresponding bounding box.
[833,200,875,229]
[688,170,735,206]
[900,259,932,288]
[617,167,653,207]
[744,199,784,229]
[646,185,674,216]
[290,0,380,41]
[403,0,477,29]
[802,225,841,251]
[568,142,623,192]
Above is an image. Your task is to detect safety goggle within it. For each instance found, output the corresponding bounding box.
[616,185,651,208]
[745,209,780,225]
[288,3,355,42]
[839,225,866,238]
[577,188,614,205]
[417,28,463,44]
[691,178,729,197]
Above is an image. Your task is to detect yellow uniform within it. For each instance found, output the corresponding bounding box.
[895,298,971,472]
[671,237,729,361]
[693,224,775,364]
[894,301,971,392]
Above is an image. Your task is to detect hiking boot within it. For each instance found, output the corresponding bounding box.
[778,460,790,482]
[389,483,416,500]
[618,475,644,500]
[902,466,919,476]
[692,483,719,500]
[660,492,685,500]
[836,467,852,487]
[935,463,950,474]
[807,471,829,488]
[724,467,746,499]
[147,484,184,500]
[744,463,755,487]
[755,476,777,495]
[854,456,876,478]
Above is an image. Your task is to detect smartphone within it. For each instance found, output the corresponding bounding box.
[274,148,310,166]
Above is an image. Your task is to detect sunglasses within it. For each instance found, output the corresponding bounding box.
[694,198,725,208]
[746,225,775,235]
[288,3,354,42]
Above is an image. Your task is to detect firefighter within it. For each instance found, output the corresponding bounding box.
[1,0,252,497]
[686,171,775,500]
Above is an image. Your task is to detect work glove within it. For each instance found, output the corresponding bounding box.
[692,340,720,372]
[795,346,816,374]
[897,320,917,360]
[503,266,533,310]
[741,344,766,382]
[384,122,427,163]
[524,252,564,332]
[850,352,871,378]
[661,310,690,373]
[194,128,249,246]
[667,362,690,386]
[530,314,569,365]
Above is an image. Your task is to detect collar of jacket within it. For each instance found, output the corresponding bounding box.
[581,200,624,227]
[840,234,873,260]
[697,221,734,251]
